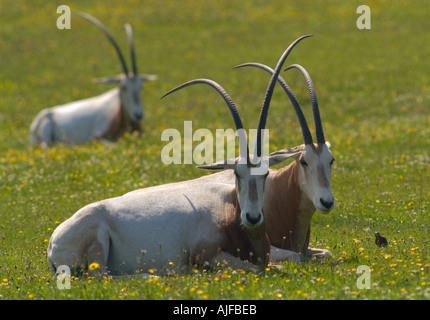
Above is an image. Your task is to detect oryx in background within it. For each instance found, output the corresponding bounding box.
[47,36,310,276]
[30,12,156,147]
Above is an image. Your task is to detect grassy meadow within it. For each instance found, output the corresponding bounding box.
[0,0,429,300]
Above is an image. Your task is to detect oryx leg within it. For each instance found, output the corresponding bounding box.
[85,228,110,276]
[109,273,158,280]
[212,252,261,272]
[269,246,301,262]
[306,248,333,260]
[48,215,111,276]
[31,111,53,147]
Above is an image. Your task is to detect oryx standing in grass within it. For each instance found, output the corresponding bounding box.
[47,35,310,276]
[202,60,336,261]
[30,12,157,147]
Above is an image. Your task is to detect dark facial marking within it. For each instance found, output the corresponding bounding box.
[248,179,258,204]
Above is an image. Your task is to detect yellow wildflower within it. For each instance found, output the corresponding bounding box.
[89,262,100,270]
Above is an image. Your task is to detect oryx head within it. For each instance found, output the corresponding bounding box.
[283,64,335,214]
[161,35,311,227]
[76,12,157,122]
[234,56,335,214]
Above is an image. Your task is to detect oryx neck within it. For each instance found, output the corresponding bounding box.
[263,161,315,254]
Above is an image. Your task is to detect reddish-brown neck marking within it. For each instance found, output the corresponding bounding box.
[100,104,141,140]
[263,161,315,255]
[221,189,270,266]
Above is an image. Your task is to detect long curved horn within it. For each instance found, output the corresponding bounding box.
[161,79,248,160]
[124,24,137,75]
[76,11,129,76]
[285,64,325,144]
[255,35,313,157]
[234,62,313,145]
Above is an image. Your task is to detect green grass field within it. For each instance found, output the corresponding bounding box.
[0,0,429,300]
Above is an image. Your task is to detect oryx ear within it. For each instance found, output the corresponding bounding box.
[197,159,237,171]
[93,74,124,84]
[269,146,304,167]
[268,151,301,167]
[139,74,158,82]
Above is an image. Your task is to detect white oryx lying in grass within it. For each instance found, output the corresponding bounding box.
[200,61,336,262]
[30,12,157,147]
[47,35,310,276]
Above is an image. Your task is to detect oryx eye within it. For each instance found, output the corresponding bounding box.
[300,158,308,167]
[330,158,335,166]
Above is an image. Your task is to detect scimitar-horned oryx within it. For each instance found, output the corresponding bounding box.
[203,60,336,261]
[48,78,269,277]
[47,35,311,276]
[30,12,157,147]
